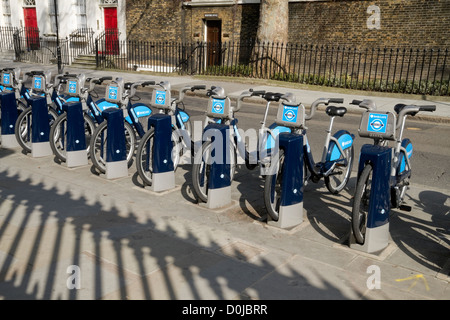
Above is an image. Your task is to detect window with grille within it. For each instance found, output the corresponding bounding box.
[23,0,36,7]
[2,0,12,26]
[48,0,57,33]
[99,0,117,6]
[76,0,87,29]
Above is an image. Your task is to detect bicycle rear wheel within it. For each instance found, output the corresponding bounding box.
[351,164,373,245]
[325,145,354,194]
[49,113,96,163]
[263,149,285,221]
[89,120,136,174]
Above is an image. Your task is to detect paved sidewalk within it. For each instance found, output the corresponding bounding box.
[0,61,449,301]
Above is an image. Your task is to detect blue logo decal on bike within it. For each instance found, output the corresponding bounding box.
[108,86,118,100]
[68,80,77,94]
[265,125,291,150]
[133,105,152,118]
[179,111,189,122]
[399,140,413,173]
[3,74,10,85]
[155,91,166,105]
[368,113,388,133]
[282,105,298,123]
[34,78,42,90]
[212,99,225,115]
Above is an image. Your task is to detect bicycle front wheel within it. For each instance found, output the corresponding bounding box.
[89,120,136,174]
[15,107,58,153]
[325,145,354,194]
[135,128,184,186]
[0,100,26,132]
[351,164,373,245]
[49,113,96,163]
[191,140,237,203]
[263,149,285,221]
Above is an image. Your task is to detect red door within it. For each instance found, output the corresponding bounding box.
[23,7,39,50]
[104,7,118,55]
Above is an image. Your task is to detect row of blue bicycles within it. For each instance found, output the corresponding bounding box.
[0,67,436,247]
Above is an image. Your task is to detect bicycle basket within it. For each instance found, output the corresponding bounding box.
[152,88,171,110]
[275,103,305,129]
[105,81,122,104]
[358,110,396,140]
[206,97,231,119]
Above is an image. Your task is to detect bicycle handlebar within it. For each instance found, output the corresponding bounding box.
[351,99,377,111]
[306,97,344,120]
[248,89,297,104]
[87,76,113,92]
[174,84,207,104]
[419,105,436,112]
[249,89,266,97]
[329,98,344,104]
[141,81,156,87]
[191,85,207,91]
[396,104,436,130]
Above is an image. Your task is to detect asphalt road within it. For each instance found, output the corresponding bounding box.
[169,94,450,192]
[62,83,450,192]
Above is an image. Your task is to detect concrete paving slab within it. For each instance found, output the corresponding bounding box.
[0,60,449,301]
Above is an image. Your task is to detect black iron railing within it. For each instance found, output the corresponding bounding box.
[1,26,95,67]
[69,27,96,58]
[2,28,448,96]
[95,40,449,96]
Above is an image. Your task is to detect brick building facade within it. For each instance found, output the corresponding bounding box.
[126,0,450,48]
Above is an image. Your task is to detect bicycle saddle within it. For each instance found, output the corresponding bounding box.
[326,106,347,117]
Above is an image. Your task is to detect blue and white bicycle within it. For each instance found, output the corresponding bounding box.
[14,71,80,153]
[351,99,436,245]
[263,96,355,221]
[49,73,113,162]
[135,81,204,186]
[89,77,155,174]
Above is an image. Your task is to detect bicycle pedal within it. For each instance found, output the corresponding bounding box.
[399,205,412,212]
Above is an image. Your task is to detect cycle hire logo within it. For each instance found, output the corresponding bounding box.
[108,86,118,100]
[368,113,388,133]
[212,99,225,115]
[282,105,298,123]
[155,90,166,105]
[68,81,77,94]
[34,77,42,90]
[3,74,10,85]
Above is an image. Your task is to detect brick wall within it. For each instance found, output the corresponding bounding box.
[181,4,260,43]
[126,0,450,48]
[126,0,184,42]
[289,0,450,48]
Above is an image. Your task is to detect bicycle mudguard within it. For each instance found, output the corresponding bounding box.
[326,130,354,162]
[174,109,190,129]
[397,138,412,174]
[54,95,79,110]
[93,98,118,115]
[0,85,12,92]
[130,103,152,119]
[264,123,291,151]
[178,110,189,123]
